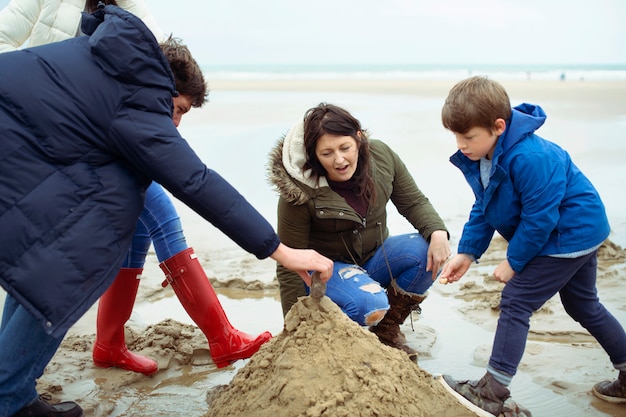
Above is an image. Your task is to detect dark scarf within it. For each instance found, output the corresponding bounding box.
[328,178,367,218]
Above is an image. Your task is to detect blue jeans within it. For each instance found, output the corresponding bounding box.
[123,182,187,267]
[0,295,66,416]
[319,233,433,326]
[490,250,626,377]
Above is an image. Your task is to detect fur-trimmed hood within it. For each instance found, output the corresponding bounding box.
[267,119,330,205]
[270,124,451,315]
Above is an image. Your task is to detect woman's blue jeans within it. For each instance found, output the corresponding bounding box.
[489,250,626,377]
[319,233,433,326]
[123,182,188,267]
[0,295,66,416]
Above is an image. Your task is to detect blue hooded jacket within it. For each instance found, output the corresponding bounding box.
[0,6,280,337]
[450,103,610,272]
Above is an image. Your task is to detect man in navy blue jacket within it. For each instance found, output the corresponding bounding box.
[0,5,332,416]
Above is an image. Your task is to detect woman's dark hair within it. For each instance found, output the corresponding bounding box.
[302,103,375,205]
[86,0,117,13]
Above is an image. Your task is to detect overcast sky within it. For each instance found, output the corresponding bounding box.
[1,0,625,66]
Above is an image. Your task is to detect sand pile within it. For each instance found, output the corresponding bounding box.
[204,296,477,417]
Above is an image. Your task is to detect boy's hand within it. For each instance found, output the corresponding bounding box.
[439,254,472,284]
[493,260,514,283]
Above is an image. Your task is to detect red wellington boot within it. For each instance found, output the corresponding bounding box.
[160,247,272,368]
[93,268,158,375]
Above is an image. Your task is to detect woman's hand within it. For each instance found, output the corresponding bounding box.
[270,243,333,286]
[439,253,472,284]
[426,230,451,281]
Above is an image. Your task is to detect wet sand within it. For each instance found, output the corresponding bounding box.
[1,78,626,416]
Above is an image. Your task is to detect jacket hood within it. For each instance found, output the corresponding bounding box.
[81,5,176,94]
[497,103,546,153]
[268,119,329,205]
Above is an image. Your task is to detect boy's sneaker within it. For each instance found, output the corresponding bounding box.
[442,373,532,416]
[592,371,626,403]
[12,395,84,417]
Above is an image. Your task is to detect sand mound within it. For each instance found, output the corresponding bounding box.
[204,296,477,417]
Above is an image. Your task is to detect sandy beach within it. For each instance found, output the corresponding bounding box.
[1,78,626,417]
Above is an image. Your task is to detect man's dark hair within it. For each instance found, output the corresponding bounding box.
[160,36,208,108]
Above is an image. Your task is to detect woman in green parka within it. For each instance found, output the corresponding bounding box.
[268,103,450,361]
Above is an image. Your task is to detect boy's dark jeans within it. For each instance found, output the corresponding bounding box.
[490,250,626,376]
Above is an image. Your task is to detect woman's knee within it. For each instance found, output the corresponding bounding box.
[340,285,389,326]
[364,308,387,326]
[327,264,389,325]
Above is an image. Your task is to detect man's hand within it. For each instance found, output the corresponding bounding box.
[270,243,333,286]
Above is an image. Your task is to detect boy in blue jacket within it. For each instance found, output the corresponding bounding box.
[439,76,626,416]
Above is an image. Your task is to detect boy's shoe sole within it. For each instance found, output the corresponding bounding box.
[437,375,496,416]
[592,386,626,403]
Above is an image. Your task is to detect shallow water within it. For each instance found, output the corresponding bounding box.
[59,352,244,416]
[416,290,626,417]
[3,282,622,417]
[115,284,626,417]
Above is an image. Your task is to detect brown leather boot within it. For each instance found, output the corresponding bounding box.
[370,280,425,363]
[593,371,626,403]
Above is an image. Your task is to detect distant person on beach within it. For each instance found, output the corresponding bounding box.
[0,5,333,416]
[0,0,276,379]
[439,76,626,415]
[268,103,450,362]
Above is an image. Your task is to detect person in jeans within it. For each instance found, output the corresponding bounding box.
[0,0,274,377]
[0,6,333,416]
[439,76,626,416]
[268,103,450,362]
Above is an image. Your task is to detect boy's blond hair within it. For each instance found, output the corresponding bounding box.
[441,76,511,134]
